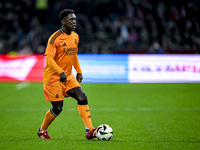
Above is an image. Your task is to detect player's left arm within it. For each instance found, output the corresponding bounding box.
[73,54,83,83]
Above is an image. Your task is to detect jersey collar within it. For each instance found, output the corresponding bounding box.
[60,28,65,34]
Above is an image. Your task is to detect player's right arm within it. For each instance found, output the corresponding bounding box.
[45,55,67,83]
[46,54,63,74]
[45,33,67,83]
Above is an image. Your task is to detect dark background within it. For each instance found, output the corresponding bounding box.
[0,0,199,54]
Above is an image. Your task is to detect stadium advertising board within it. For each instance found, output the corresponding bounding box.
[0,55,44,82]
[128,55,200,82]
[0,54,200,83]
[73,54,128,83]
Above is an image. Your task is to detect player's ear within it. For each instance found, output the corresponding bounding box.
[61,20,65,25]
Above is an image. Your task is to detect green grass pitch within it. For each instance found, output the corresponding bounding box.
[0,82,200,150]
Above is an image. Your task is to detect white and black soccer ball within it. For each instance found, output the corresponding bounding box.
[95,124,113,141]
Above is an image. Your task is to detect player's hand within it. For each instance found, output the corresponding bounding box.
[76,73,83,83]
[59,72,67,84]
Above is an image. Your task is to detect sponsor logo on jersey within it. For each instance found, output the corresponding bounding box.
[63,47,76,55]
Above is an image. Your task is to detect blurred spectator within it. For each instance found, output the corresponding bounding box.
[148,42,163,54]
[0,42,4,54]
[18,45,33,55]
[0,0,199,54]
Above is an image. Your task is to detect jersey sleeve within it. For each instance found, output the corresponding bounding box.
[45,34,64,75]
[73,54,82,73]
[73,34,82,73]
[45,41,57,58]
[46,54,64,75]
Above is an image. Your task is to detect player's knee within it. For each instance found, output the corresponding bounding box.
[50,101,63,116]
[51,106,63,116]
[77,93,88,105]
[57,105,63,112]
[76,92,87,101]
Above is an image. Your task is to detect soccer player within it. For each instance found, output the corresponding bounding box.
[37,9,96,139]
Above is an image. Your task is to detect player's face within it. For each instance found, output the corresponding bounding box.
[63,13,76,31]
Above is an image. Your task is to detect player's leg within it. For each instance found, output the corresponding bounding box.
[66,87,96,139]
[40,101,63,131]
[38,101,63,139]
[66,86,94,131]
[38,83,63,139]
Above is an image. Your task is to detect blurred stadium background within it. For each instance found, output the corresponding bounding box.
[0,0,200,55]
[1,1,200,149]
[0,0,200,83]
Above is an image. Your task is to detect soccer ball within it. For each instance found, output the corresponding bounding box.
[95,124,113,141]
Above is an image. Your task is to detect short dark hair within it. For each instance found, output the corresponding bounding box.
[59,9,75,21]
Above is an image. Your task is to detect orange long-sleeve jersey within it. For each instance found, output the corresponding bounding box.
[43,29,82,84]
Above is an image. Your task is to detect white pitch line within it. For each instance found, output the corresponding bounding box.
[3,107,200,112]
[15,82,30,90]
